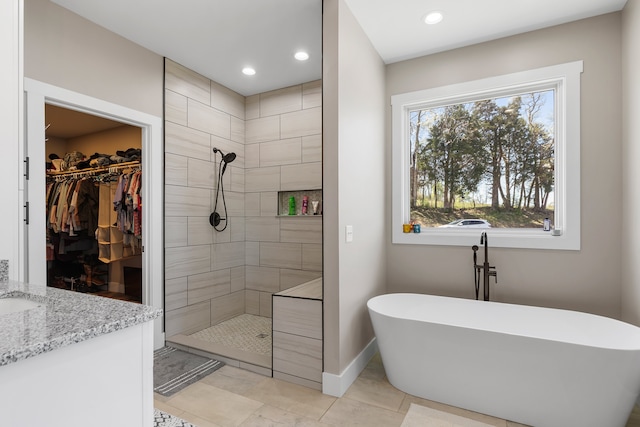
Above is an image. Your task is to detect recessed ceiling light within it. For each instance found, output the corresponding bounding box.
[424,11,443,25]
[295,51,310,61]
[242,67,256,76]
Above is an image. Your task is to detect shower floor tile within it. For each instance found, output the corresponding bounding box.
[189,314,272,356]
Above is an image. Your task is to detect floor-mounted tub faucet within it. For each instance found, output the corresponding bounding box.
[473,232,497,301]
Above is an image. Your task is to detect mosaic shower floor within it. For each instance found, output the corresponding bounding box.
[189,314,272,356]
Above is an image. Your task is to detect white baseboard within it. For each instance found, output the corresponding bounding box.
[322,337,378,397]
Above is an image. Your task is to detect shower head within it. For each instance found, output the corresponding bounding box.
[213,148,237,176]
[213,147,236,163]
[213,148,236,176]
[223,152,236,163]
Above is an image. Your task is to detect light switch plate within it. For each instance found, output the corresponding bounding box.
[345,225,353,243]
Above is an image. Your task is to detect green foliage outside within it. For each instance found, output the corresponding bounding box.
[411,206,554,228]
[409,90,555,229]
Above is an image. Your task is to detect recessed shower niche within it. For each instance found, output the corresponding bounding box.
[278,190,323,216]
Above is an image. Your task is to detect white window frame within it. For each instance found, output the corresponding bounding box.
[391,61,583,250]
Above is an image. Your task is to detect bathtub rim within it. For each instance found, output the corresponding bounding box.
[367,292,640,351]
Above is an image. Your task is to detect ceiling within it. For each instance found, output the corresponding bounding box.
[49,0,627,97]
[45,104,126,139]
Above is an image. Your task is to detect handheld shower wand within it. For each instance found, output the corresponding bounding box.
[472,245,480,300]
[210,148,236,232]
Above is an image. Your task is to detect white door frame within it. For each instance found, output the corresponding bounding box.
[23,78,165,348]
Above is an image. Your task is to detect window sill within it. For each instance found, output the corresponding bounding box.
[392,227,579,250]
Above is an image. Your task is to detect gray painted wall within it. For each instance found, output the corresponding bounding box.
[386,13,623,319]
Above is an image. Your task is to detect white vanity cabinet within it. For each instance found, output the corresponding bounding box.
[0,280,161,427]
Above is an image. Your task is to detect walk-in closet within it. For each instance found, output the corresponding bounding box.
[44,104,143,302]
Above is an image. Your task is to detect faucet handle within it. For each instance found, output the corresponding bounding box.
[489,270,497,283]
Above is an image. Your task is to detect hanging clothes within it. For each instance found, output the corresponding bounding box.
[46,164,141,264]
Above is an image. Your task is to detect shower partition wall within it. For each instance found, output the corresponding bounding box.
[163,59,322,372]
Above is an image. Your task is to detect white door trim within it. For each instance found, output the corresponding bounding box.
[23,78,165,348]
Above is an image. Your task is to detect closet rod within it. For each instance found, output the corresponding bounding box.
[47,160,140,178]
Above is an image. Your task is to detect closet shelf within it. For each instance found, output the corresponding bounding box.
[47,160,140,177]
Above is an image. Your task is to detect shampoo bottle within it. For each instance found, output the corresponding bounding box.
[302,196,309,215]
[288,196,296,215]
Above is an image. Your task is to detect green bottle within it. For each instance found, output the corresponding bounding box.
[288,196,296,215]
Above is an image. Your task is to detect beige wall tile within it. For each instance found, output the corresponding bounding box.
[165,245,211,280]
[246,265,280,293]
[280,107,321,139]
[302,244,323,271]
[229,167,245,193]
[273,297,322,339]
[165,60,210,105]
[245,94,260,120]
[303,80,322,109]
[165,276,188,311]
[230,266,245,293]
[302,134,322,163]
[165,153,188,186]
[280,162,322,191]
[245,143,260,168]
[260,192,278,217]
[165,122,211,161]
[260,242,302,269]
[259,292,272,317]
[211,80,245,120]
[280,217,322,244]
[165,89,188,126]
[245,217,281,242]
[223,191,245,217]
[246,116,280,144]
[188,216,213,246]
[246,289,260,315]
[212,241,245,269]
[211,291,245,325]
[246,242,260,266]
[165,300,210,337]
[187,157,215,189]
[245,193,261,217]
[165,185,211,217]
[280,269,322,291]
[187,269,231,305]
[165,216,188,248]
[245,167,281,192]
[212,220,231,244]
[260,85,302,117]
[271,372,322,392]
[230,116,245,144]
[188,99,231,139]
[260,138,302,167]
[273,331,322,382]
[230,216,245,242]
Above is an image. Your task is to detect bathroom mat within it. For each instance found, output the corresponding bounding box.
[400,403,500,427]
[154,409,196,427]
[154,346,223,397]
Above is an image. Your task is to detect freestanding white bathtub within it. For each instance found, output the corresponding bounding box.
[368,293,640,427]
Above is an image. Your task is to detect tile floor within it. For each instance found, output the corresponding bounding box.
[189,315,272,356]
[155,352,640,427]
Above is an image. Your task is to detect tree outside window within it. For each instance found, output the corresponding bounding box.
[408,90,554,229]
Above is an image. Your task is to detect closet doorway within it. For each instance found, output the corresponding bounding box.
[24,78,164,348]
[45,104,143,302]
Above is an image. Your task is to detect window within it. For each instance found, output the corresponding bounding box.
[391,61,583,250]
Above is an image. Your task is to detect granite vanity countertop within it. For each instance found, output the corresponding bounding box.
[0,280,162,366]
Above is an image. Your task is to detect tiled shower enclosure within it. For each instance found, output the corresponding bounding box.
[163,59,322,338]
